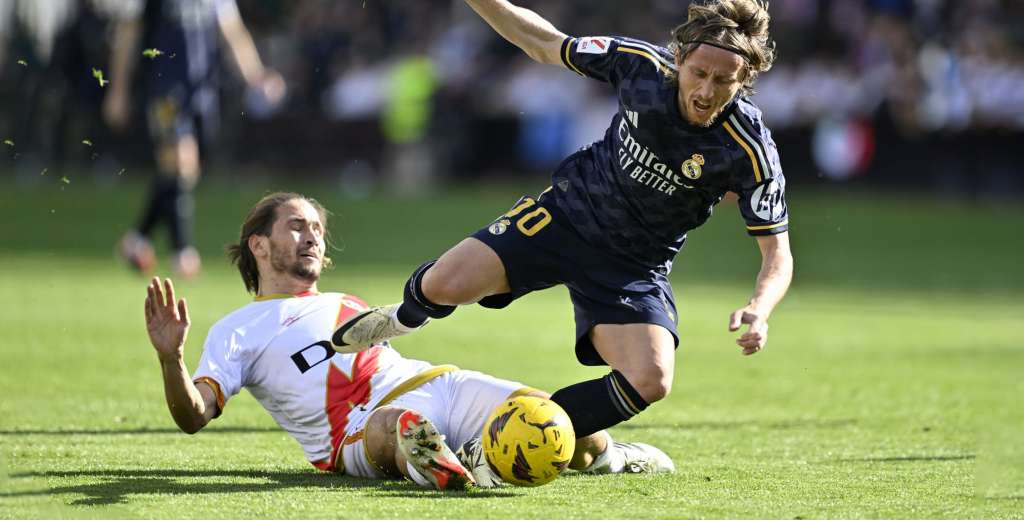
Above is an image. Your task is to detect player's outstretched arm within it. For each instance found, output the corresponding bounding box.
[217,5,286,104]
[729,232,793,355]
[102,15,142,132]
[144,277,218,434]
[464,0,567,65]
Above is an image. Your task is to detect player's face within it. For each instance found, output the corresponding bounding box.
[268,199,326,282]
[676,44,746,127]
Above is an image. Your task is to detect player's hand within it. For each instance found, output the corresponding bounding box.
[256,68,286,106]
[144,277,191,363]
[729,305,768,356]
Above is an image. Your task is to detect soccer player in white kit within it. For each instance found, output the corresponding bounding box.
[143,192,673,490]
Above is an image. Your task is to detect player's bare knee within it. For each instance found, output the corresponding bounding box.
[422,267,482,305]
[626,369,672,403]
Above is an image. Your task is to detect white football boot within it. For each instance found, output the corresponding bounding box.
[582,442,675,474]
[117,231,157,274]
[456,437,506,488]
[396,410,475,490]
[331,303,421,353]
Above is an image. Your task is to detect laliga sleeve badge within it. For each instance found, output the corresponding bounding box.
[682,153,705,180]
[489,219,511,235]
[577,37,612,55]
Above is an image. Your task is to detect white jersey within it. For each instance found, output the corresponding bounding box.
[192,292,451,471]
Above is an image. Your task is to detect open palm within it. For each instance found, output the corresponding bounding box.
[145,277,191,362]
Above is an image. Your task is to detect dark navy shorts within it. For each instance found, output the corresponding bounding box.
[146,83,218,144]
[470,193,679,366]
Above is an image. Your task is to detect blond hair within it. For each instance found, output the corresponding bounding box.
[668,0,777,95]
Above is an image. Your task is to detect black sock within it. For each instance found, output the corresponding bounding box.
[137,176,178,236]
[550,370,649,438]
[167,179,193,251]
[395,260,456,328]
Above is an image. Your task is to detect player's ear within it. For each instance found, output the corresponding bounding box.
[249,234,269,259]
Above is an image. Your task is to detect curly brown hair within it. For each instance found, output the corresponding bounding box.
[226,192,332,294]
[667,0,777,95]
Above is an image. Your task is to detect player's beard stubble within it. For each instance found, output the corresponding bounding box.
[269,241,321,283]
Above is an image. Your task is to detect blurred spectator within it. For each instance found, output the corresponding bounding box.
[0,0,109,178]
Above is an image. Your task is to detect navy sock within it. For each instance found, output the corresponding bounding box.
[138,176,178,236]
[168,179,193,251]
[550,370,650,438]
[395,260,456,328]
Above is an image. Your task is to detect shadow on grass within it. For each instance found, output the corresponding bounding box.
[1,469,516,505]
[614,418,858,431]
[0,427,280,436]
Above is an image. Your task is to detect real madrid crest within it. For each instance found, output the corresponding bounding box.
[682,153,705,180]
[489,219,511,235]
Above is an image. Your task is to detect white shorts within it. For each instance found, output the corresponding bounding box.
[341,369,532,478]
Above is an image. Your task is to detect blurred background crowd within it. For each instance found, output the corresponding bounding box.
[1,0,1022,196]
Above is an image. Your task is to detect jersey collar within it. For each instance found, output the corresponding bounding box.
[254,290,320,302]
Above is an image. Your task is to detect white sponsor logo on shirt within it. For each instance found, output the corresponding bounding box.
[625,109,639,128]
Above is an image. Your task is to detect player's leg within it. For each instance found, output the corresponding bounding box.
[574,324,677,474]
[546,266,680,442]
[333,195,557,352]
[360,407,405,478]
[436,372,562,487]
[359,406,475,490]
[500,388,672,474]
[118,97,176,274]
[550,323,675,437]
[497,388,611,471]
[405,236,512,317]
[119,95,201,277]
[438,369,672,486]
[167,133,201,279]
[332,238,509,352]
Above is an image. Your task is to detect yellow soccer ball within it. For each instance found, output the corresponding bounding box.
[482,395,576,486]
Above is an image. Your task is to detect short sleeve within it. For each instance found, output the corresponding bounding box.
[725,110,789,235]
[96,0,143,20]
[737,174,789,235]
[191,324,246,414]
[215,0,241,22]
[0,1,13,33]
[560,36,673,86]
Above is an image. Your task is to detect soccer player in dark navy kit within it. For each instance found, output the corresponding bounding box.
[106,0,284,279]
[336,0,794,456]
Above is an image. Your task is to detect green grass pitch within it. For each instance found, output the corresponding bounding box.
[0,179,1021,519]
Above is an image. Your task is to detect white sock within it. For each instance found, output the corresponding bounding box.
[387,305,420,333]
[405,461,433,488]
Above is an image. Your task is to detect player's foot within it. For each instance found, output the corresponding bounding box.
[396,410,475,491]
[117,231,157,275]
[331,303,420,353]
[582,442,675,475]
[172,246,201,280]
[456,437,505,488]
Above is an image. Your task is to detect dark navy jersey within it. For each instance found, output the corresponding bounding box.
[141,0,236,94]
[551,36,789,271]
